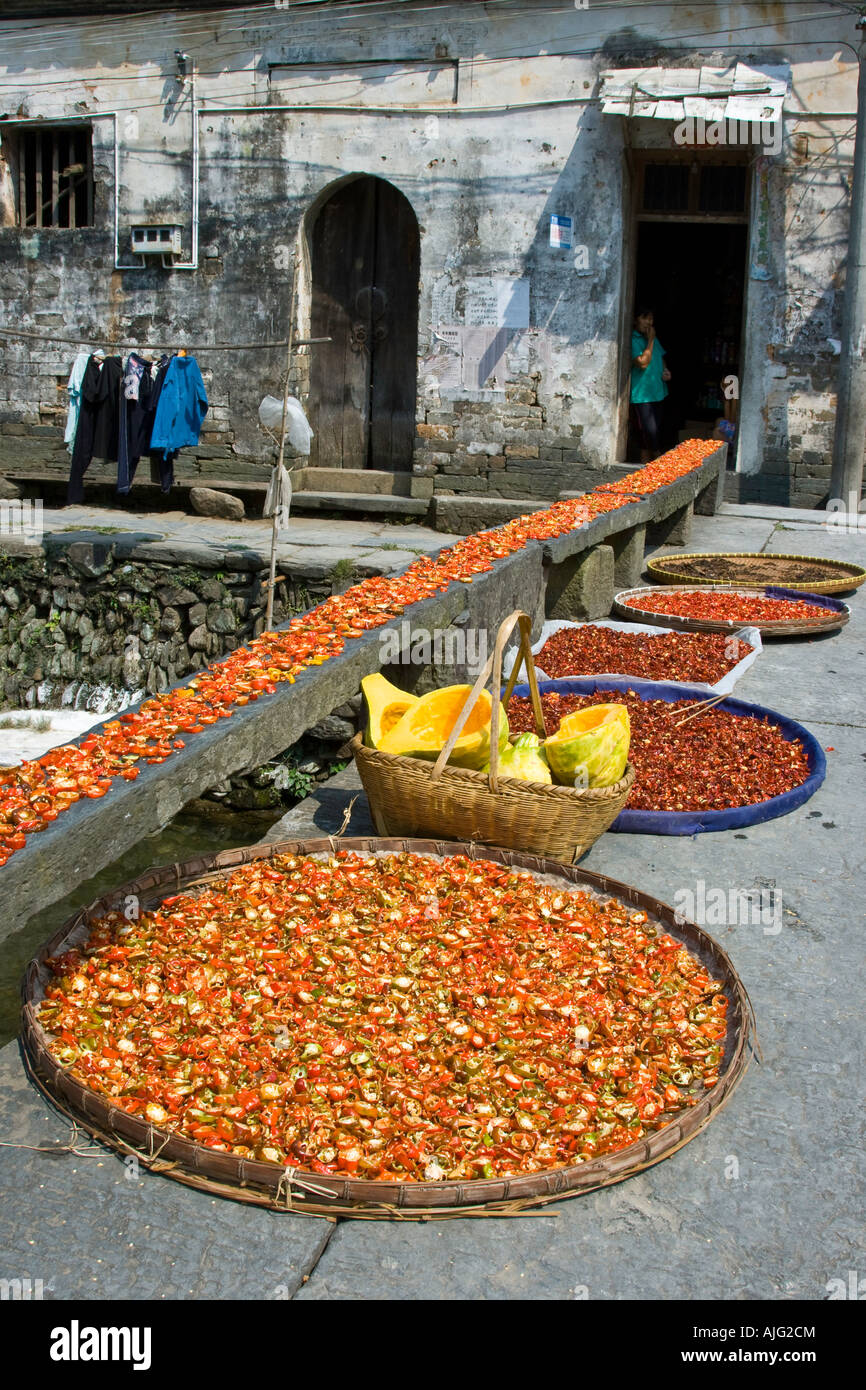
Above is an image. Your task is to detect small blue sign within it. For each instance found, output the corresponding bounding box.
[549,214,572,249]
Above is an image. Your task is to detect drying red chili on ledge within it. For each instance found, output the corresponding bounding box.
[624,590,830,625]
[38,850,727,1182]
[508,690,811,812]
[0,440,720,868]
[537,626,752,685]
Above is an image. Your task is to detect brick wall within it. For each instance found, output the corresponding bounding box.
[414,375,587,500]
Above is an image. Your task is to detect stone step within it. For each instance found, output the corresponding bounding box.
[289,490,429,518]
[431,494,548,535]
[293,467,416,497]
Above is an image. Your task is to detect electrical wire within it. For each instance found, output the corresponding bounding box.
[0,326,327,351]
[0,49,858,119]
[0,1,859,70]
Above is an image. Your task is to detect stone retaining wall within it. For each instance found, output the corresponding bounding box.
[0,545,326,710]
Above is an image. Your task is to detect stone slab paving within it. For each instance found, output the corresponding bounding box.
[25,503,460,575]
[1,512,863,1300]
[0,1046,331,1300]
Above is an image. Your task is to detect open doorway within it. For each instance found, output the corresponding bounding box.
[625,154,750,464]
[308,175,420,471]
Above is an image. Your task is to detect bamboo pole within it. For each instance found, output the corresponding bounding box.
[265,247,299,631]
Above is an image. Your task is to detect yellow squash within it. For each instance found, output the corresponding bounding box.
[483,732,552,784]
[379,684,509,770]
[544,703,630,788]
[361,673,418,748]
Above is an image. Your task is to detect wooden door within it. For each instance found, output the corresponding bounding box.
[309,177,419,470]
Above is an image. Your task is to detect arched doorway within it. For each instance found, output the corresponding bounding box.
[308,176,420,471]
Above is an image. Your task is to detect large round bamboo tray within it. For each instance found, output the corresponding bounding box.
[614,584,850,637]
[646,551,866,595]
[21,836,753,1220]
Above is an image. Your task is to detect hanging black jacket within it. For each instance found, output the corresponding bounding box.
[67,355,123,504]
[117,354,155,494]
[90,356,123,462]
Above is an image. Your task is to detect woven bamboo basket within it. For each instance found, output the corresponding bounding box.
[614,584,850,637]
[353,610,634,863]
[21,835,753,1219]
[646,550,866,595]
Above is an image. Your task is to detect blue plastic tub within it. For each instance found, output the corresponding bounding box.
[506,676,826,835]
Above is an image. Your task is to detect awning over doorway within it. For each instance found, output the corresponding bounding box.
[598,63,790,123]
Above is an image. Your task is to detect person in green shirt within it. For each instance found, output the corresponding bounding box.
[630,306,671,462]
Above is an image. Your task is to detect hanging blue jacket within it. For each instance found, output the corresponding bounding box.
[149,355,208,458]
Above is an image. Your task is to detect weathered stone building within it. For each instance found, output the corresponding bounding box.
[0,1,860,511]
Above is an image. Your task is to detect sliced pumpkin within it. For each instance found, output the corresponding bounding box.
[378,685,509,770]
[361,673,418,748]
[544,703,630,788]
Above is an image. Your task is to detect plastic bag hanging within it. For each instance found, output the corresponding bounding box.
[258,395,314,455]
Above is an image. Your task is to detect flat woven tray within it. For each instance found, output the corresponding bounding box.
[646,551,866,595]
[614,585,850,637]
[512,677,826,835]
[21,836,753,1220]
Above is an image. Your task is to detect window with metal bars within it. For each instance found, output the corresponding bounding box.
[10,125,94,229]
[638,157,748,218]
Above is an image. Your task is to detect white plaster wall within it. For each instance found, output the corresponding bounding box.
[0,0,860,487]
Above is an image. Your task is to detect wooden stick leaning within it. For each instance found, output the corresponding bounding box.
[266,249,299,632]
[430,611,547,789]
[669,692,728,727]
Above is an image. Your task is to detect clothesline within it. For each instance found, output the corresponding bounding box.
[0,327,330,352]
[67,349,210,504]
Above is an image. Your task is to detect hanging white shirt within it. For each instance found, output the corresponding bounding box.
[64,351,92,455]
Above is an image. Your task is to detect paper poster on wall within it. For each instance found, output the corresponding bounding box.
[549,214,572,249]
[420,325,463,388]
[465,280,499,327]
[463,325,513,389]
[431,280,457,324]
[464,277,530,328]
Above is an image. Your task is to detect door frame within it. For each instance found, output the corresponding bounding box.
[619,145,753,466]
[298,172,420,471]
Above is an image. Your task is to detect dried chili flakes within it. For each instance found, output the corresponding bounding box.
[38,850,727,1182]
[0,442,716,868]
[594,440,720,495]
[624,590,830,625]
[537,626,751,685]
[508,690,811,812]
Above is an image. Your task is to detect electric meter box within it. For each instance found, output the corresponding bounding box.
[130,225,183,259]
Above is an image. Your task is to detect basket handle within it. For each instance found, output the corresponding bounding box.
[430,610,547,790]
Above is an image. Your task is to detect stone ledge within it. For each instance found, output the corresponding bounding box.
[430,494,548,534]
[289,491,429,518]
[293,468,419,498]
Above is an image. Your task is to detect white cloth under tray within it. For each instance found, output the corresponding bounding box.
[503,617,762,696]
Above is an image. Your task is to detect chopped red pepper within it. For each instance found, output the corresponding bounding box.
[38,849,727,1182]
